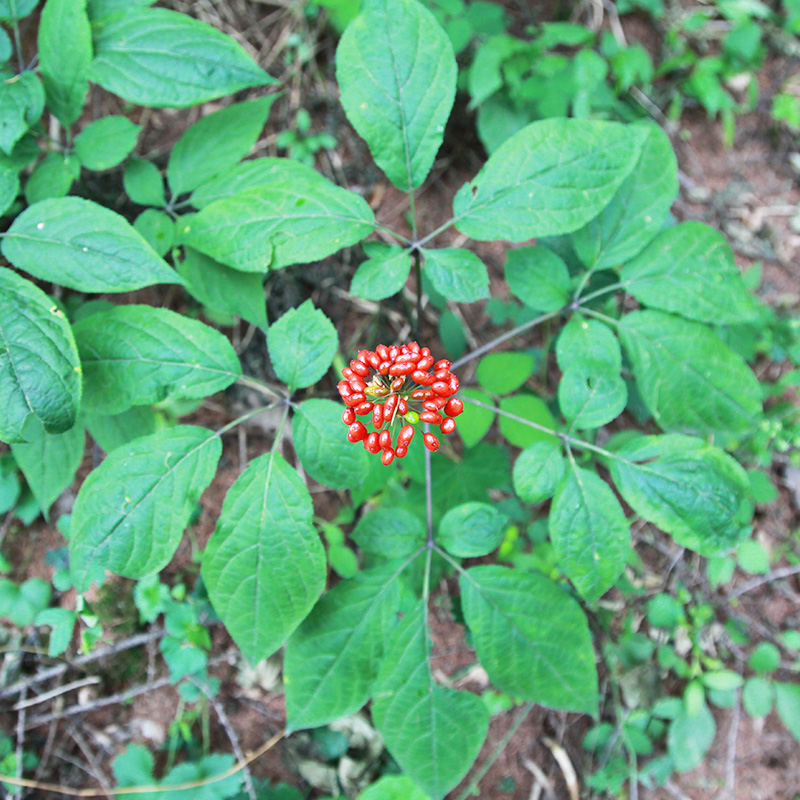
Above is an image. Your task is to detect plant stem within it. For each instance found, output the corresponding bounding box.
[10,0,23,73]
[578,306,621,329]
[576,280,629,305]
[212,401,283,441]
[413,248,423,341]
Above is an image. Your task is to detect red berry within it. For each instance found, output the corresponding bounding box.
[434,359,451,371]
[390,377,405,391]
[420,410,442,424]
[349,377,367,393]
[347,421,368,442]
[342,367,354,378]
[389,361,415,377]
[395,445,408,458]
[378,429,392,450]
[384,394,398,418]
[355,401,374,415]
[381,448,395,466]
[441,417,456,434]
[344,392,366,407]
[423,399,444,412]
[338,380,352,397]
[409,342,420,353]
[398,397,408,415]
[389,345,399,359]
[417,355,434,370]
[398,424,415,447]
[372,403,384,428]
[342,408,356,425]
[378,360,391,376]
[445,398,464,417]
[447,374,459,394]
[357,350,371,364]
[365,431,381,453]
[431,381,451,397]
[434,368,450,380]
[367,351,381,369]
[376,344,389,361]
[423,433,440,452]
[350,360,370,377]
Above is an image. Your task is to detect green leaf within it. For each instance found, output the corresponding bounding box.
[87,0,155,23]
[336,0,456,191]
[437,502,508,557]
[74,116,140,170]
[0,0,38,20]
[0,267,81,442]
[476,352,534,395]
[167,97,276,196]
[667,700,715,772]
[559,364,627,430]
[0,162,19,215]
[618,310,762,438]
[460,565,598,713]
[70,425,221,591]
[24,153,79,204]
[351,507,426,558]
[372,602,489,798]
[38,0,92,126]
[702,669,743,691]
[0,71,44,155]
[571,123,678,270]
[178,248,267,328]
[133,209,174,257]
[2,197,182,292]
[112,745,158,800]
[556,316,621,372]
[10,417,84,516]
[360,776,431,800]
[160,754,241,800]
[285,563,402,730]
[452,119,646,241]
[748,642,780,674]
[74,305,241,415]
[498,394,557,448]
[0,577,51,626]
[294,398,370,490]
[202,452,326,664]
[504,246,570,311]
[621,222,759,324]
[123,158,165,207]
[549,465,629,602]
[267,300,337,391]
[185,165,375,272]
[89,7,275,107]
[742,676,774,718]
[607,435,751,557]
[86,405,168,452]
[776,682,800,742]
[512,440,565,503]
[422,248,489,303]
[36,607,77,657]
[458,388,495,448]
[350,244,411,301]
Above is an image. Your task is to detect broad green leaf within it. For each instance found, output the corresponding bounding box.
[549,465,629,602]
[189,157,314,209]
[74,116,140,170]
[267,300,337,391]
[350,244,411,301]
[0,577,51,626]
[177,248,267,329]
[133,209,174,256]
[184,166,375,272]
[498,394,557,448]
[458,388,495,448]
[618,310,761,438]
[437,501,508,557]
[351,507,426,558]
[558,363,627,429]
[86,0,155,23]
[36,607,77,657]
[0,267,81,442]
[112,745,157,799]
[556,316,621,372]
[159,754,241,800]
[571,123,678,270]
[776,683,800,742]
[86,405,168,452]
[11,417,84,516]
[202,452,326,664]
[749,642,780,673]
[668,700,716,772]
[74,305,241,415]
[123,158,165,207]
[460,565,598,714]
[167,97,276,196]
[422,248,489,303]
[372,602,489,798]
[621,222,759,324]
[89,7,275,107]
[606,434,750,556]
[452,119,646,241]
[285,563,402,730]
[475,352,535,395]
[336,0,457,191]
[0,0,38,20]
[0,162,19,215]
[0,71,44,155]
[70,426,221,591]
[360,776,431,800]
[294,399,370,490]
[513,440,565,503]
[504,246,570,311]
[742,676,774,718]
[38,0,92,126]
[24,153,79,204]
[2,197,182,292]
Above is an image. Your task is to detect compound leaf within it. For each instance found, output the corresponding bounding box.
[423,248,490,303]
[351,244,411,301]
[284,563,402,730]
[70,425,221,591]
[453,119,646,241]
[460,564,598,714]
[336,0,457,191]
[0,267,81,442]
[74,305,241,415]
[202,452,326,664]
[2,197,181,292]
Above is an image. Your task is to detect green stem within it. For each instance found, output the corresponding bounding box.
[236,375,284,401]
[413,248,423,341]
[416,216,457,248]
[576,280,629,305]
[212,401,283,441]
[579,306,621,329]
[10,0,23,73]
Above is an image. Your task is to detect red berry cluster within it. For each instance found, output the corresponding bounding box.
[338,342,464,465]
